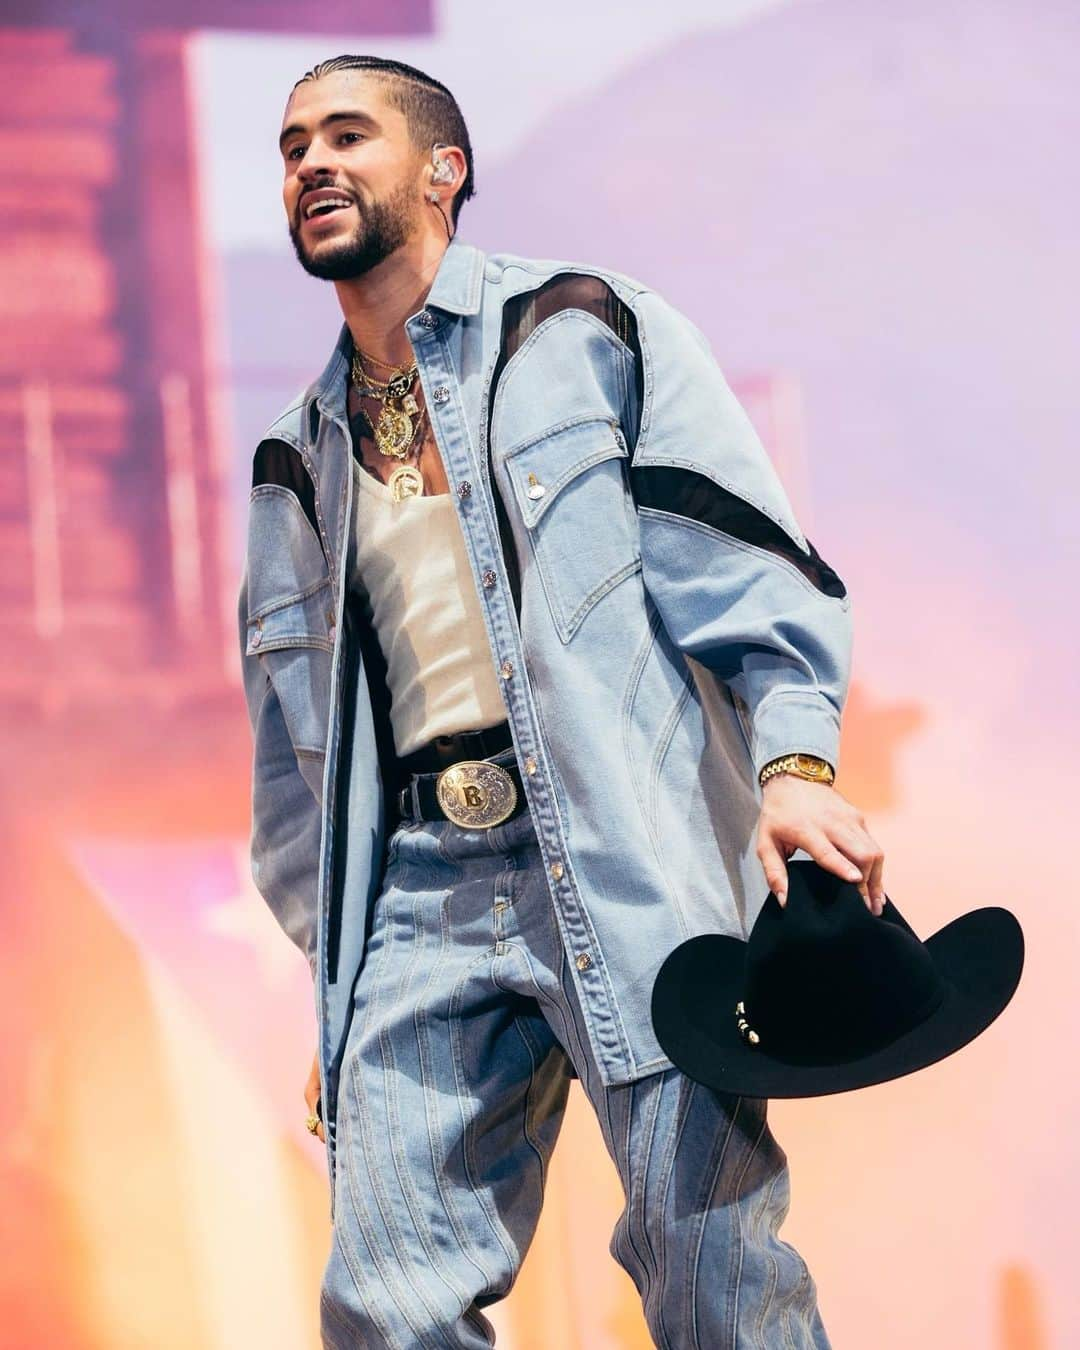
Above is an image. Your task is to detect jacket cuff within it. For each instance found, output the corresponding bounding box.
[751,689,842,783]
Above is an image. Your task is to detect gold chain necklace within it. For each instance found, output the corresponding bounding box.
[349,346,426,465]
[353,343,408,374]
[350,349,430,500]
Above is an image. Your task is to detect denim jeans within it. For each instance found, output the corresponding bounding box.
[320,747,832,1349]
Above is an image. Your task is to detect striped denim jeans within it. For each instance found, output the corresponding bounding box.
[320,748,832,1349]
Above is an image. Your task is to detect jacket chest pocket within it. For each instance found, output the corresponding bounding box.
[245,484,336,766]
[500,416,641,642]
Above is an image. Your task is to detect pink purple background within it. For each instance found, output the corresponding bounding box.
[3,3,1076,1346]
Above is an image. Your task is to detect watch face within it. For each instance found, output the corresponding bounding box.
[795,754,829,778]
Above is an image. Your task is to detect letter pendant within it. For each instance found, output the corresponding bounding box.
[388,464,425,501]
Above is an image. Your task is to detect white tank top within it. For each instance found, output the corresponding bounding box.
[347,458,509,758]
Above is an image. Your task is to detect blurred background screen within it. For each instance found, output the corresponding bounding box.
[1,2,1075,1347]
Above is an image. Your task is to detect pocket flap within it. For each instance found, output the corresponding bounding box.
[246,579,334,656]
[503,417,627,529]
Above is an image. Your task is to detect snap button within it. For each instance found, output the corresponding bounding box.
[418,311,437,329]
[433,385,450,403]
[575,952,592,972]
[481,569,497,588]
[526,472,546,500]
[550,860,564,880]
[499,659,514,679]
[524,755,537,775]
[457,480,472,498]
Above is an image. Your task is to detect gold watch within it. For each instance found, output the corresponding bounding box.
[759,752,835,789]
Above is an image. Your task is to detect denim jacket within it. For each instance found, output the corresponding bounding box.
[238,236,853,1206]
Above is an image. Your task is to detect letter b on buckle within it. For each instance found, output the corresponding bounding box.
[435,759,517,828]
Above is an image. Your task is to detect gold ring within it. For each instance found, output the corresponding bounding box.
[305,1113,320,1134]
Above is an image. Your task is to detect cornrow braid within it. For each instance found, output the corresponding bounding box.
[293,55,477,228]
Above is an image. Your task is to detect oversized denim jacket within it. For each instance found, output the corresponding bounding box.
[237,236,853,1211]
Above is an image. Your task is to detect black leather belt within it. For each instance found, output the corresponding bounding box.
[394,720,528,827]
[396,719,515,775]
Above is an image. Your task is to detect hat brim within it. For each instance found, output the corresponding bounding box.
[650,899,1024,1098]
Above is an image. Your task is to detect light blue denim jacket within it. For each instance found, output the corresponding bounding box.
[237,236,853,1199]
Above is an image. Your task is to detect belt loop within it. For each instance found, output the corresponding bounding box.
[396,781,415,820]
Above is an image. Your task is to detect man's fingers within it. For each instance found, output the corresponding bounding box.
[759,796,886,918]
[867,845,886,910]
[305,1051,325,1143]
[756,834,790,906]
[800,827,890,917]
[830,823,887,915]
[825,825,874,912]
[796,829,863,890]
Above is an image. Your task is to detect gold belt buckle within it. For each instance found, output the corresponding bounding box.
[435,758,517,829]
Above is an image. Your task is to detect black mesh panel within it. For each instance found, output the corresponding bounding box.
[252,437,324,560]
[631,464,848,600]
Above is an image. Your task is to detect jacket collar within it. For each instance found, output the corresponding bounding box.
[423,235,486,316]
[313,237,485,423]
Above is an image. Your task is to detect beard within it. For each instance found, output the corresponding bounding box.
[289,177,416,281]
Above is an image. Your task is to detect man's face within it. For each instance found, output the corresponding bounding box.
[280,71,422,281]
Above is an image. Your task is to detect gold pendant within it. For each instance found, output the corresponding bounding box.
[388,464,425,501]
[375,404,413,457]
[384,368,414,400]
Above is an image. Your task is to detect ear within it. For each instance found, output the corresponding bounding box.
[427,144,466,191]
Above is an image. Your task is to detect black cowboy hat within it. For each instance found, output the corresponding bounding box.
[650,859,1024,1098]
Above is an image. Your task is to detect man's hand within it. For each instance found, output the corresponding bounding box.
[305,1048,325,1143]
[756,774,885,915]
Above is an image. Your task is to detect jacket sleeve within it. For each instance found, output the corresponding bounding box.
[237,567,320,979]
[624,286,854,783]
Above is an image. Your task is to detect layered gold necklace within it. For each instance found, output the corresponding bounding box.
[349,344,428,501]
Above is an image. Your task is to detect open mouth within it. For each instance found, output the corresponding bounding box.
[302,197,355,225]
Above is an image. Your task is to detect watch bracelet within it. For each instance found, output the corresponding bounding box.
[758,753,835,788]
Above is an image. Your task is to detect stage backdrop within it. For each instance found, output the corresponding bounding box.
[2,2,1077,1346]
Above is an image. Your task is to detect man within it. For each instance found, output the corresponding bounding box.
[239,52,885,1348]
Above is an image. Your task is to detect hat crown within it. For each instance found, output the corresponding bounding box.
[741,862,945,1065]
